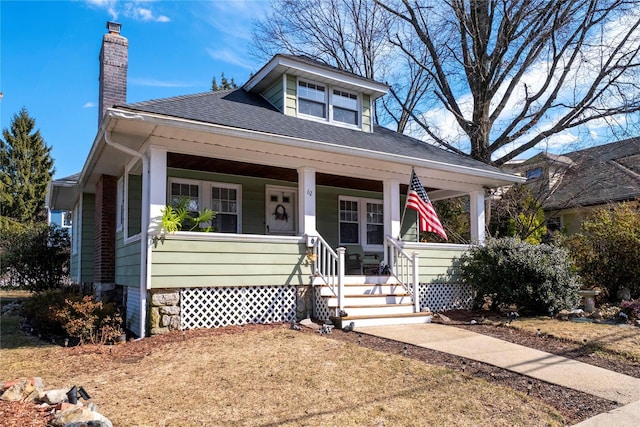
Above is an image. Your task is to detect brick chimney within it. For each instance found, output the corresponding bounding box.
[98,21,128,127]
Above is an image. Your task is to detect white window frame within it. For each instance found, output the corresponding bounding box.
[116,176,124,232]
[209,182,242,234]
[71,203,81,255]
[338,196,383,250]
[331,88,359,127]
[297,77,361,130]
[124,161,144,243]
[166,178,242,234]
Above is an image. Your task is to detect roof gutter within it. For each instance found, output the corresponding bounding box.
[104,126,150,340]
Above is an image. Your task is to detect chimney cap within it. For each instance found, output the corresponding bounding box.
[106,21,121,34]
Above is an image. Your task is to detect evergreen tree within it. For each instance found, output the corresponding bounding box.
[211,72,238,91]
[0,107,55,222]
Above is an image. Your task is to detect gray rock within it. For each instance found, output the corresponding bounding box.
[52,405,113,427]
[160,305,180,315]
[0,379,40,402]
[300,318,321,330]
[41,388,70,405]
[151,291,179,306]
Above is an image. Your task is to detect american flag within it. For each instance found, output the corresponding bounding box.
[406,169,447,240]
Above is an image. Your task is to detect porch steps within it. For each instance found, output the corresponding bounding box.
[316,276,432,328]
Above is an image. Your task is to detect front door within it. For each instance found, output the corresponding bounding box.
[266,186,296,235]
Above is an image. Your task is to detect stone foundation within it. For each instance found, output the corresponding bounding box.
[149,289,180,335]
[296,285,312,320]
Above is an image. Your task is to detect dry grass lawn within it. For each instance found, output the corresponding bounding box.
[0,321,565,426]
[511,317,640,363]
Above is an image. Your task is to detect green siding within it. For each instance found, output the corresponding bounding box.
[150,238,310,288]
[128,174,142,236]
[285,74,297,117]
[80,193,95,283]
[115,231,141,287]
[405,245,467,284]
[70,253,79,283]
[168,168,296,235]
[362,94,371,132]
[262,79,284,112]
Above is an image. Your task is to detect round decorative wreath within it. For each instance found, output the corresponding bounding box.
[273,204,288,221]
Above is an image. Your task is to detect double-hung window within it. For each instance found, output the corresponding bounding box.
[298,80,327,119]
[298,79,360,128]
[168,178,241,233]
[339,199,360,244]
[211,184,240,233]
[339,197,384,248]
[332,90,358,126]
[170,181,200,213]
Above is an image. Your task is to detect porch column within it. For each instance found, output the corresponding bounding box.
[140,147,166,338]
[469,190,486,243]
[383,179,401,239]
[147,147,167,235]
[297,167,316,235]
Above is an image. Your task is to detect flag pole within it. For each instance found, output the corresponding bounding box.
[398,169,413,239]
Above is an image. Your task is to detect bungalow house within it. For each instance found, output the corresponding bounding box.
[47,22,522,338]
[505,138,640,234]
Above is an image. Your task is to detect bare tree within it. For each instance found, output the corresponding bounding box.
[376,0,640,165]
[250,0,431,132]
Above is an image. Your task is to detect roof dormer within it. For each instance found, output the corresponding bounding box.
[243,54,388,133]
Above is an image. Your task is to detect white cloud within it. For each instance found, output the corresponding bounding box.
[86,0,170,22]
[205,48,257,71]
[83,102,96,108]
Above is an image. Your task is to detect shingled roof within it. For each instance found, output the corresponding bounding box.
[544,137,640,210]
[119,88,506,176]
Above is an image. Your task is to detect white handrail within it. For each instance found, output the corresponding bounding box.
[385,236,419,311]
[309,234,345,314]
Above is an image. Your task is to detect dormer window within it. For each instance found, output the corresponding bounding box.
[298,81,327,119]
[332,90,358,126]
[297,78,360,129]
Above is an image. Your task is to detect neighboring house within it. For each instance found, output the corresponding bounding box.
[47,22,522,338]
[47,173,80,234]
[505,138,640,234]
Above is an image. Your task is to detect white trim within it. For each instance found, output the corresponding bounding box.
[469,190,486,244]
[104,110,524,185]
[243,55,388,99]
[158,231,305,244]
[123,161,144,244]
[167,177,243,234]
[296,77,362,131]
[116,176,124,232]
[338,195,384,251]
[210,181,242,234]
[297,167,316,235]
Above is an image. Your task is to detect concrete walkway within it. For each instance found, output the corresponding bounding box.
[360,323,640,426]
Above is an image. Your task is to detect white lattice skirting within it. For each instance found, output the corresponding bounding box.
[181,286,297,330]
[419,283,474,312]
[313,288,332,321]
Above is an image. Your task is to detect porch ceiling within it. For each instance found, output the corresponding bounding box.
[168,153,412,193]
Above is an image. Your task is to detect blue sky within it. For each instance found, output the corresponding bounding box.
[1,0,270,179]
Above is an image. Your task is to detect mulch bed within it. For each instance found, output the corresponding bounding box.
[3,317,636,426]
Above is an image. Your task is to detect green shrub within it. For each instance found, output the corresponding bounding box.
[558,203,640,302]
[22,289,75,336]
[459,237,581,315]
[0,221,70,291]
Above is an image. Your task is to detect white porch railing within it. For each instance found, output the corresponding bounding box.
[309,234,345,315]
[385,236,420,312]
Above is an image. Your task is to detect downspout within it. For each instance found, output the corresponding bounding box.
[104,127,150,339]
